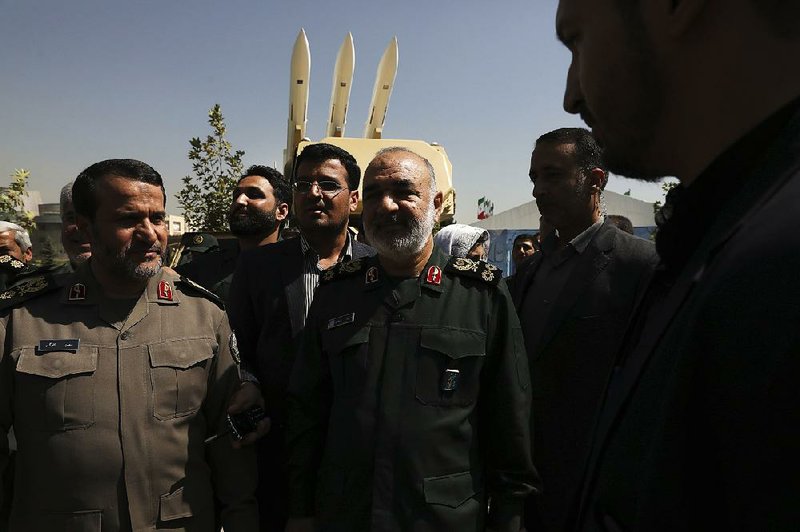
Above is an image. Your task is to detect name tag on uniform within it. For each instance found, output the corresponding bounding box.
[441,369,460,392]
[38,339,80,353]
[327,313,355,330]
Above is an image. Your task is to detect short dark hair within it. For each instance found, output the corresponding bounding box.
[241,165,292,207]
[294,143,361,190]
[73,159,165,220]
[513,233,537,246]
[606,214,634,234]
[535,127,606,182]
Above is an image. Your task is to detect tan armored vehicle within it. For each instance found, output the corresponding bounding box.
[283,30,456,226]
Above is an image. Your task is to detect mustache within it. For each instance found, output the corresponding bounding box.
[128,243,164,254]
[373,213,408,225]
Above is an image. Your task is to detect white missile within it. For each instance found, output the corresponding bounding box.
[326,33,355,138]
[285,28,311,168]
[364,36,398,139]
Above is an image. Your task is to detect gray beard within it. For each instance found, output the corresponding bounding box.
[366,203,436,257]
[108,245,163,281]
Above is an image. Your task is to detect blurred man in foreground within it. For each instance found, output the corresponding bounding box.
[556,0,800,529]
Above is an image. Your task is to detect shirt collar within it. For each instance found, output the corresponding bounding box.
[569,220,603,254]
[300,232,353,263]
[655,95,800,274]
[540,219,603,255]
[62,261,180,306]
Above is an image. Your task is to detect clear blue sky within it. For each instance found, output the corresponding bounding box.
[0,0,666,222]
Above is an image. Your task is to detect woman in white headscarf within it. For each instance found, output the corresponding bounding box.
[433,223,490,261]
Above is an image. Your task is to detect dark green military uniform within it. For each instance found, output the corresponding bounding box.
[286,247,537,531]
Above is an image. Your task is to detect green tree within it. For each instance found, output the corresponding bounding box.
[0,168,36,231]
[177,104,244,231]
[34,235,60,266]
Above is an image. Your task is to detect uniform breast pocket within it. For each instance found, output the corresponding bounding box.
[322,326,371,399]
[14,346,98,431]
[148,338,215,421]
[416,328,486,407]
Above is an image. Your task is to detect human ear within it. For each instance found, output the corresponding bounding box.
[433,191,444,219]
[275,202,290,221]
[587,168,607,193]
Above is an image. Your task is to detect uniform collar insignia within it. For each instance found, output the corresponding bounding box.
[68,283,87,301]
[365,265,379,285]
[425,265,442,286]
[157,280,174,301]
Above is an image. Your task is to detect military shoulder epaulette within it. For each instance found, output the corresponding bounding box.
[0,254,26,274]
[0,275,61,311]
[444,257,503,287]
[177,276,225,309]
[320,258,367,284]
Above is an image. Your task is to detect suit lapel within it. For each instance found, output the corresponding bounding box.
[584,108,800,498]
[281,238,306,337]
[513,252,544,311]
[534,225,613,356]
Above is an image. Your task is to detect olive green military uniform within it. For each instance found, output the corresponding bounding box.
[0,264,257,531]
[286,248,538,532]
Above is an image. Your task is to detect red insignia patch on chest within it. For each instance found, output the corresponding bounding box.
[157,280,173,301]
[68,283,86,301]
[426,266,442,286]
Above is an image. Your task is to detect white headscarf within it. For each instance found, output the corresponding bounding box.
[434,224,490,259]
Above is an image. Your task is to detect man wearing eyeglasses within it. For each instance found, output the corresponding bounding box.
[226,143,374,531]
[176,165,291,303]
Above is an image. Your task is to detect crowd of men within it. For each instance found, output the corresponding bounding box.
[1,0,799,530]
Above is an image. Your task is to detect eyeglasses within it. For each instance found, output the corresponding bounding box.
[292,180,347,198]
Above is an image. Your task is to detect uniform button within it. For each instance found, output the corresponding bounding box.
[120,331,130,340]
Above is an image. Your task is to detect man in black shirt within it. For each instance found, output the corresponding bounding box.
[555,0,800,529]
[177,165,290,302]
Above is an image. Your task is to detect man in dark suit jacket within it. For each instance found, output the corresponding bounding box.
[513,128,656,532]
[554,1,800,530]
[227,143,374,531]
[177,165,291,302]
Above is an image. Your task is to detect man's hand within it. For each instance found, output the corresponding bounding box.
[285,517,316,532]
[227,381,271,448]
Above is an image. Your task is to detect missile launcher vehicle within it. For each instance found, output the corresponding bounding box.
[283,29,456,226]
